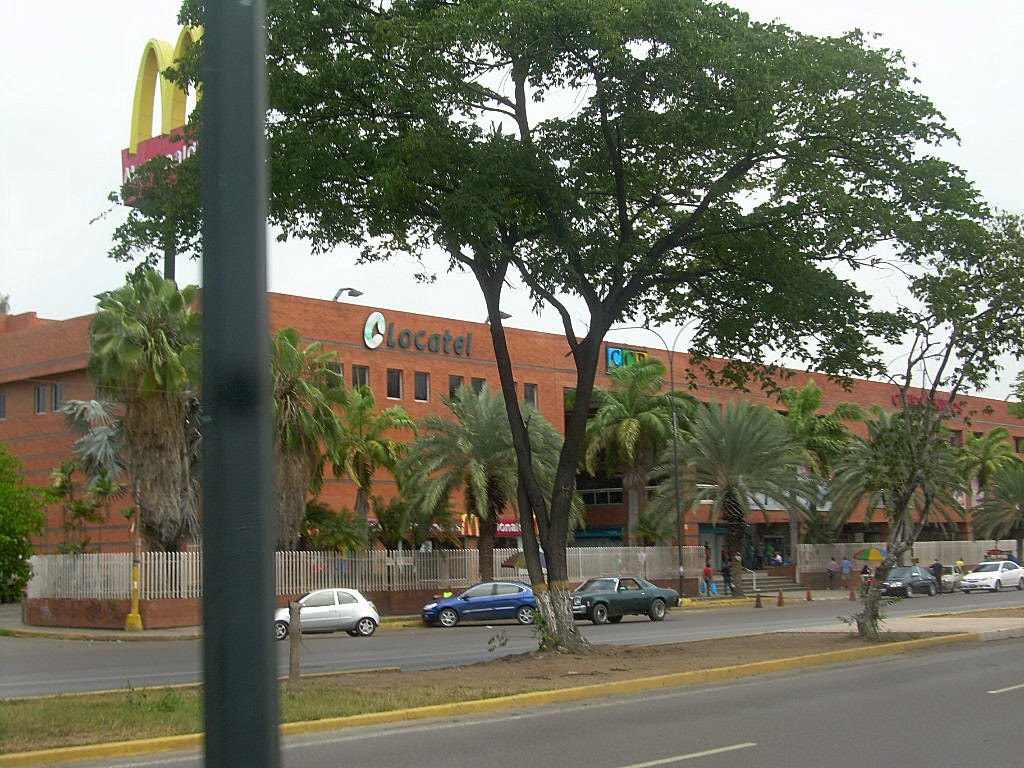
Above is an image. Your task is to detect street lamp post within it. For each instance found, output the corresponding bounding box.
[609,322,691,597]
[332,287,363,300]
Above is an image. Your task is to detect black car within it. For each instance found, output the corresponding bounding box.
[880,565,939,598]
[571,576,680,624]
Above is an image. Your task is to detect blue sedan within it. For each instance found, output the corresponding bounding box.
[422,581,537,627]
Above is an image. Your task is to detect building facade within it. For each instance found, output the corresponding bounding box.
[2,293,1022,558]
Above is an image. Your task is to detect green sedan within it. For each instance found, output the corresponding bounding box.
[571,576,680,624]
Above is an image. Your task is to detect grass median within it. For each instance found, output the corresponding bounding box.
[0,629,952,755]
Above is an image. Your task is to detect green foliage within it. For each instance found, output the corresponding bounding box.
[973,461,1024,547]
[777,380,861,478]
[272,327,346,548]
[0,447,48,601]
[301,501,371,553]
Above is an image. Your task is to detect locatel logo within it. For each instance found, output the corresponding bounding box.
[362,312,473,357]
[364,312,387,350]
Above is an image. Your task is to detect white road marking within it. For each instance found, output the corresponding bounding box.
[617,742,757,767]
[989,682,1024,694]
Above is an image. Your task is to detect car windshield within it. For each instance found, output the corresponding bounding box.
[942,566,956,575]
[972,563,999,572]
[887,567,913,579]
[576,578,618,593]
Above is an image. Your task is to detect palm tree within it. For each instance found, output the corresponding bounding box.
[402,385,573,582]
[651,400,818,597]
[271,328,345,549]
[88,269,201,551]
[778,379,861,565]
[830,406,965,637]
[328,385,415,522]
[973,460,1024,562]
[960,427,1017,504]
[583,358,695,546]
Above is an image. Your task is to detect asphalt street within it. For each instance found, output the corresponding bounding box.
[48,637,1024,768]
[4,589,1023,698]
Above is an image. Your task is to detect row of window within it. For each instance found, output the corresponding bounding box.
[327,362,538,406]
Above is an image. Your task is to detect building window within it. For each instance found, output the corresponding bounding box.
[449,375,464,399]
[387,369,403,399]
[523,383,538,407]
[471,377,486,394]
[414,371,429,402]
[1016,436,1024,454]
[34,386,46,414]
[51,383,64,411]
[326,362,344,387]
[949,429,963,447]
[352,365,369,388]
[0,391,6,419]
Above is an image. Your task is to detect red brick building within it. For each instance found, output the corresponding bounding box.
[2,293,1021,556]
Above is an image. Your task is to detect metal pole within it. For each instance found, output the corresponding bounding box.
[200,2,279,766]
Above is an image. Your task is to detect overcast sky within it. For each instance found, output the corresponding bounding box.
[2,2,1022,393]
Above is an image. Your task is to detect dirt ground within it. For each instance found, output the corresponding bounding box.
[301,606,1024,701]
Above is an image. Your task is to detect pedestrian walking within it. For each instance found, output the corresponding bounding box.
[826,557,839,589]
[721,560,734,596]
[931,558,944,593]
[840,556,853,589]
[702,563,714,598]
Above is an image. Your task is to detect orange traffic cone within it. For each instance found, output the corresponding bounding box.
[754,592,763,608]
[849,588,857,601]
[776,588,784,607]
[806,588,813,602]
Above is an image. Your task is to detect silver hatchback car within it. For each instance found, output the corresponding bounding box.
[274,587,379,640]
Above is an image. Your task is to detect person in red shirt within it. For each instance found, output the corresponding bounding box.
[702,563,714,597]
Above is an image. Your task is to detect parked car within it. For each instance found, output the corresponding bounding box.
[960,560,1024,593]
[422,581,537,627]
[571,576,680,624]
[274,588,379,640]
[880,566,938,598]
[940,564,963,593]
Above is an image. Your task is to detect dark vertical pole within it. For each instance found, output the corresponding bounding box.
[199,1,278,766]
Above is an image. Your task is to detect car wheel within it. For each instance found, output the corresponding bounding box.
[591,603,609,625]
[1017,578,1023,591]
[648,598,667,621]
[438,607,460,628]
[905,585,914,598]
[991,580,1002,593]
[274,620,289,641]
[608,615,623,623]
[515,605,536,625]
[927,583,936,597]
[355,617,377,637]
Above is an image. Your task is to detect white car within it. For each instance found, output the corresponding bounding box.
[274,588,379,640]
[960,560,1024,593]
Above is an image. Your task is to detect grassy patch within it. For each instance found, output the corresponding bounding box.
[0,676,513,754]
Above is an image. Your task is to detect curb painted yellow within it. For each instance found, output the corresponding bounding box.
[0,632,978,767]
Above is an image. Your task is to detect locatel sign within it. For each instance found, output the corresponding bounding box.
[363,312,474,357]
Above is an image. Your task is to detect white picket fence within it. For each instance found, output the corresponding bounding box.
[799,540,1020,575]
[27,546,702,600]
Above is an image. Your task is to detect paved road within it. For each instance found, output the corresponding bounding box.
[56,637,1024,767]
[3,589,1022,698]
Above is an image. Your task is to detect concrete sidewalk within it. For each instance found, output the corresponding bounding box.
[5,590,1023,641]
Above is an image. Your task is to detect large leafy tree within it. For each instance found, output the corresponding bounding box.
[329,386,415,523]
[0,446,48,601]
[648,400,818,598]
[959,428,1017,503]
[89,269,201,551]
[582,357,696,546]
[271,328,346,549]
[130,0,994,649]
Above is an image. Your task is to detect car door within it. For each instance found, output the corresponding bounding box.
[333,590,360,631]
[459,583,497,620]
[1002,562,1022,587]
[489,583,525,619]
[299,590,338,631]
[615,578,644,614]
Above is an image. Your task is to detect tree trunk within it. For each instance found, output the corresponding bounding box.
[478,514,498,582]
[126,397,192,551]
[724,494,748,598]
[275,452,312,549]
[535,585,590,653]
